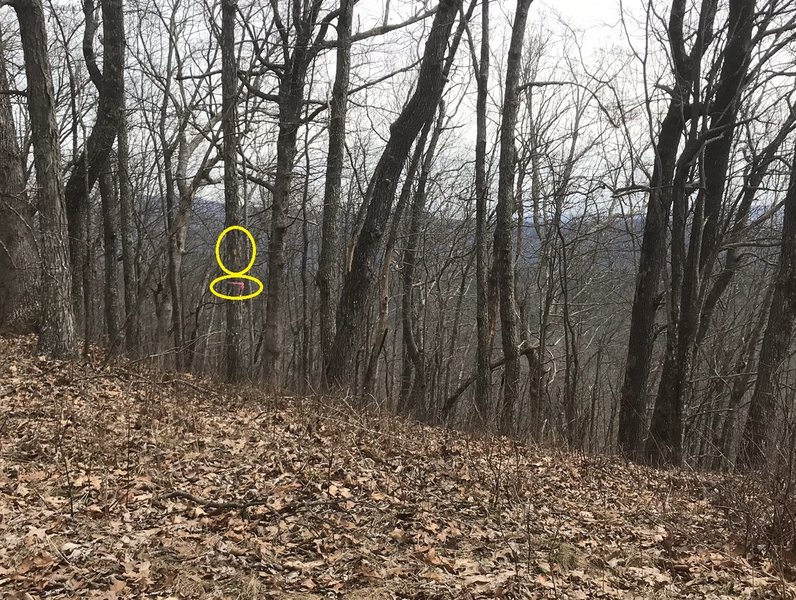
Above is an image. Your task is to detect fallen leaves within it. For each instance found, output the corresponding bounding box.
[0,335,793,598]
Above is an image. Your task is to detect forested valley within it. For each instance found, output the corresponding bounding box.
[3,0,796,597]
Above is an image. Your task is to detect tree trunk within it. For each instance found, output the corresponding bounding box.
[326,0,461,389]
[221,0,245,382]
[712,286,770,470]
[646,0,752,466]
[163,154,183,367]
[118,100,138,355]
[473,0,491,428]
[644,151,698,466]
[13,0,77,357]
[317,0,353,381]
[401,102,445,417]
[363,121,431,398]
[741,141,796,468]
[117,26,139,356]
[617,0,703,460]
[0,35,39,334]
[98,171,121,352]
[397,0,473,409]
[695,106,796,351]
[494,0,534,435]
[300,140,312,390]
[260,0,324,389]
[63,0,124,324]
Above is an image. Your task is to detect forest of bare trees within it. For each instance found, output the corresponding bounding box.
[2,0,796,474]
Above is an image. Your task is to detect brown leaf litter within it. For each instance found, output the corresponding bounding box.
[0,335,793,599]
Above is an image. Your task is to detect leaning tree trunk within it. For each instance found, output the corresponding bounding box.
[494,0,534,435]
[741,141,796,468]
[221,0,245,382]
[325,0,462,389]
[398,2,472,413]
[363,120,431,398]
[695,107,796,353]
[12,0,76,357]
[0,35,39,333]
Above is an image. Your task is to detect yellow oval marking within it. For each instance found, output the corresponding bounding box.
[209,226,264,301]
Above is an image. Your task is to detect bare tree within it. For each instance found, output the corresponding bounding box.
[741,141,796,467]
[98,0,125,354]
[244,0,330,388]
[618,0,714,460]
[317,0,353,380]
[63,0,125,327]
[0,33,38,333]
[326,0,462,389]
[646,0,754,466]
[401,102,446,416]
[9,0,76,357]
[473,0,491,427]
[117,45,139,356]
[221,0,245,381]
[494,0,534,434]
[133,0,221,368]
[6,0,796,478]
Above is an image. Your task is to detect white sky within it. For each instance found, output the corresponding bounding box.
[359,0,626,36]
[545,0,623,30]
[535,0,629,55]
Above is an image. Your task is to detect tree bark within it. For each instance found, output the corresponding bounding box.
[0,34,39,334]
[741,141,796,468]
[363,121,431,398]
[617,0,705,460]
[221,0,245,382]
[695,106,796,351]
[326,0,462,389]
[473,0,491,428]
[317,0,353,381]
[260,0,325,389]
[494,0,534,435]
[117,62,139,356]
[98,170,120,352]
[63,0,125,323]
[12,0,77,357]
[397,0,472,410]
[646,0,751,466]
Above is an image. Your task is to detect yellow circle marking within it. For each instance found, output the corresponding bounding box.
[215,225,257,275]
[209,225,264,301]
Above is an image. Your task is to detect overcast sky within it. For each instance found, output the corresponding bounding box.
[547,0,623,29]
[360,0,626,36]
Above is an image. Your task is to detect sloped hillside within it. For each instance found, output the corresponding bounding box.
[0,336,790,599]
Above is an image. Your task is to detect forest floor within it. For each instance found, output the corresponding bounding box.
[0,335,793,599]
